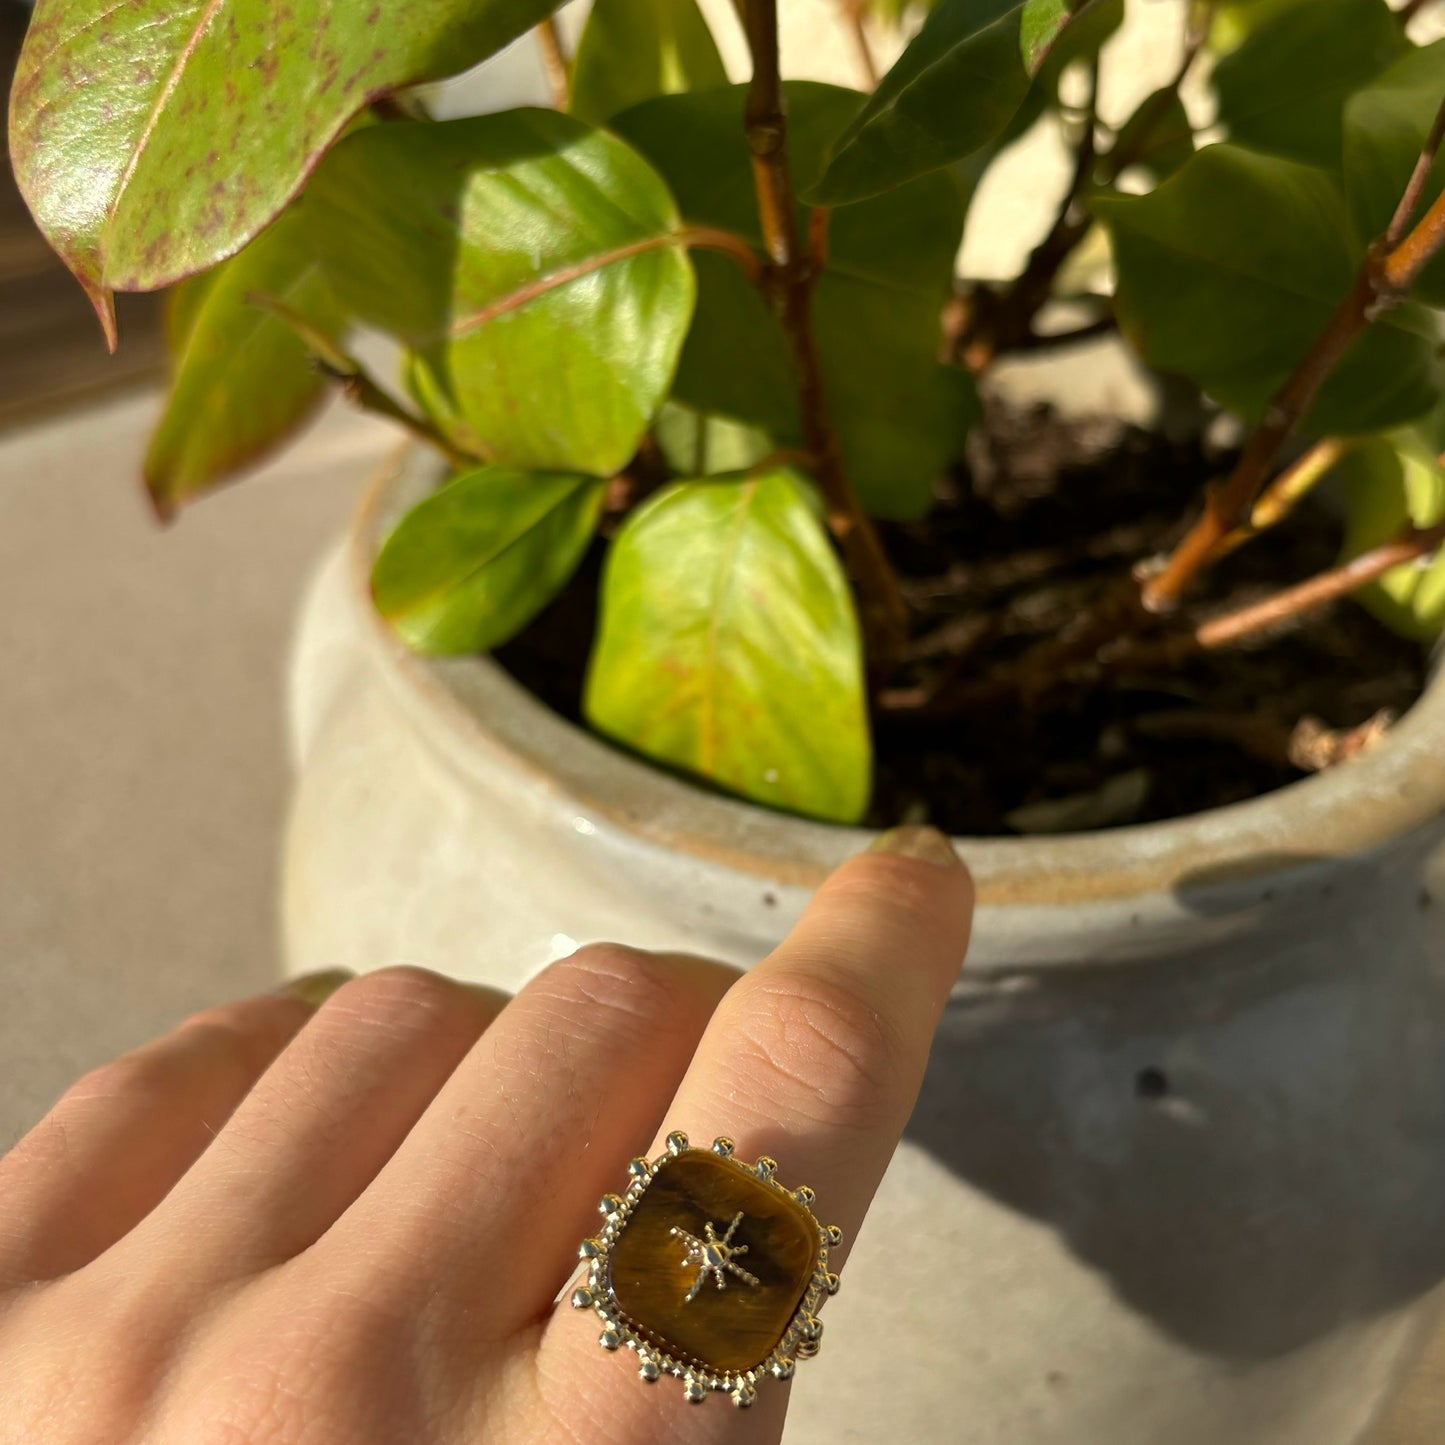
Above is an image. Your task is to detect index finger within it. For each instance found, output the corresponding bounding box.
[539,826,972,1437]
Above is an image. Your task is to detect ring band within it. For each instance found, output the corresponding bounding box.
[571,1132,842,1406]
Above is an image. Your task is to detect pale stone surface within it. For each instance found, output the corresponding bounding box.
[0,394,390,1147]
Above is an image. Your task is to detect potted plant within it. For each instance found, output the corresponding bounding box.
[13,0,1445,1438]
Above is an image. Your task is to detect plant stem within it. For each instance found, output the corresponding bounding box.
[740,0,908,663]
[1142,98,1445,610]
[537,16,570,110]
[1194,520,1445,649]
[249,292,473,471]
[840,0,879,88]
[1399,0,1438,26]
[961,60,1099,369]
[1214,436,1349,558]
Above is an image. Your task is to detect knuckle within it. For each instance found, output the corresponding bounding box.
[61,1051,169,1107]
[532,944,673,1037]
[326,964,464,1027]
[729,975,907,1131]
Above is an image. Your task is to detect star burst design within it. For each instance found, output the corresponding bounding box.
[670,1211,761,1303]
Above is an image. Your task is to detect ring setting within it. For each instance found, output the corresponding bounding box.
[571,1132,842,1406]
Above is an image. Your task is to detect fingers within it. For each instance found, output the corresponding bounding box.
[0,980,338,1285]
[126,967,508,1278]
[664,827,972,1256]
[319,945,740,1338]
[536,828,972,1444]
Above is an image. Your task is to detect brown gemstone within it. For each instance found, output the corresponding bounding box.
[609,1149,820,1374]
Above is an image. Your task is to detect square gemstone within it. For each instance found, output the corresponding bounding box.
[608,1149,820,1374]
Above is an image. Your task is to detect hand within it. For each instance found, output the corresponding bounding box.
[0,827,972,1445]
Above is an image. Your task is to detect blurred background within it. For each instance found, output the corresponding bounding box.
[0,0,1441,1435]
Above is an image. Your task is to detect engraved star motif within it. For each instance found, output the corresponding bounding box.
[670,1211,761,1303]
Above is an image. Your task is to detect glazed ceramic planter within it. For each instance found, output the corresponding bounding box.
[284,448,1445,1444]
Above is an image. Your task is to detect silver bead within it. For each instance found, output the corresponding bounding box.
[627,1156,651,1179]
[665,1130,689,1155]
[639,1358,661,1383]
[802,1316,824,1343]
[825,1271,841,1296]
[732,1384,758,1409]
[793,1185,815,1205]
[755,1156,778,1180]
[712,1136,735,1157]
[600,1328,622,1351]
[598,1193,624,1216]
[771,1357,796,1381]
[578,1237,603,1260]
[683,1377,706,1404]
[570,1286,594,1309]
[825,1224,844,1247]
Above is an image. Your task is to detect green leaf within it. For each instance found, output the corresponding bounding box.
[585,467,871,823]
[1109,88,1195,181]
[1211,0,1407,168]
[308,112,695,477]
[652,401,774,475]
[1095,145,1442,436]
[613,83,975,519]
[1345,41,1445,308]
[372,466,605,655]
[570,0,727,125]
[809,0,1109,206]
[7,0,559,335]
[1339,435,1445,639]
[143,206,345,515]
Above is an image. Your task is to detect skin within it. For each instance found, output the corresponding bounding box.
[0,826,973,1445]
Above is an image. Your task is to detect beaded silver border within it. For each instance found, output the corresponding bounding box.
[569,1131,842,1407]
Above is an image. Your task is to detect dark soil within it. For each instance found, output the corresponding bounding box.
[495,397,1427,836]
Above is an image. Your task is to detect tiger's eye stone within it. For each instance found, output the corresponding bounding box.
[609,1150,820,1374]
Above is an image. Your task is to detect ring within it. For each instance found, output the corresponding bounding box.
[570,1132,843,1407]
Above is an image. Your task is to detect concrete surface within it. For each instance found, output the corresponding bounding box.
[0,394,391,1143]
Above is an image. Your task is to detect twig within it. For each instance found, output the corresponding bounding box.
[884,521,1445,720]
[959,4,1215,368]
[1097,1,1213,185]
[840,0,880,88]
[1194,521,1445,649]
[1399,0,1438,26]
[537,16,570,110]
[960,60,1099,369]
[740,0,908,663]
[1211,436,1350,560]
[249,293,474,471]
[1142,93,1445,610]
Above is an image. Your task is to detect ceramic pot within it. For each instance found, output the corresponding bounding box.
[284,447,1445,1444]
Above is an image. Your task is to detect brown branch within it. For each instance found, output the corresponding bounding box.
[1386,92,1445,248]
[960,60,1099,369]
[249,293,473,471]
[1399,0,1438,25]
[741,0,908,664]
[1194,521,1445,650]
[537,17,570,110]
[1142,135,1445,610]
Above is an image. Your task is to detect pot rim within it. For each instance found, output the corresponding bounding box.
[353,449,1445,905]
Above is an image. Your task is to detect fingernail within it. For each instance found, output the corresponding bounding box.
[868,825,960,867]
[275,967,355,1006]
